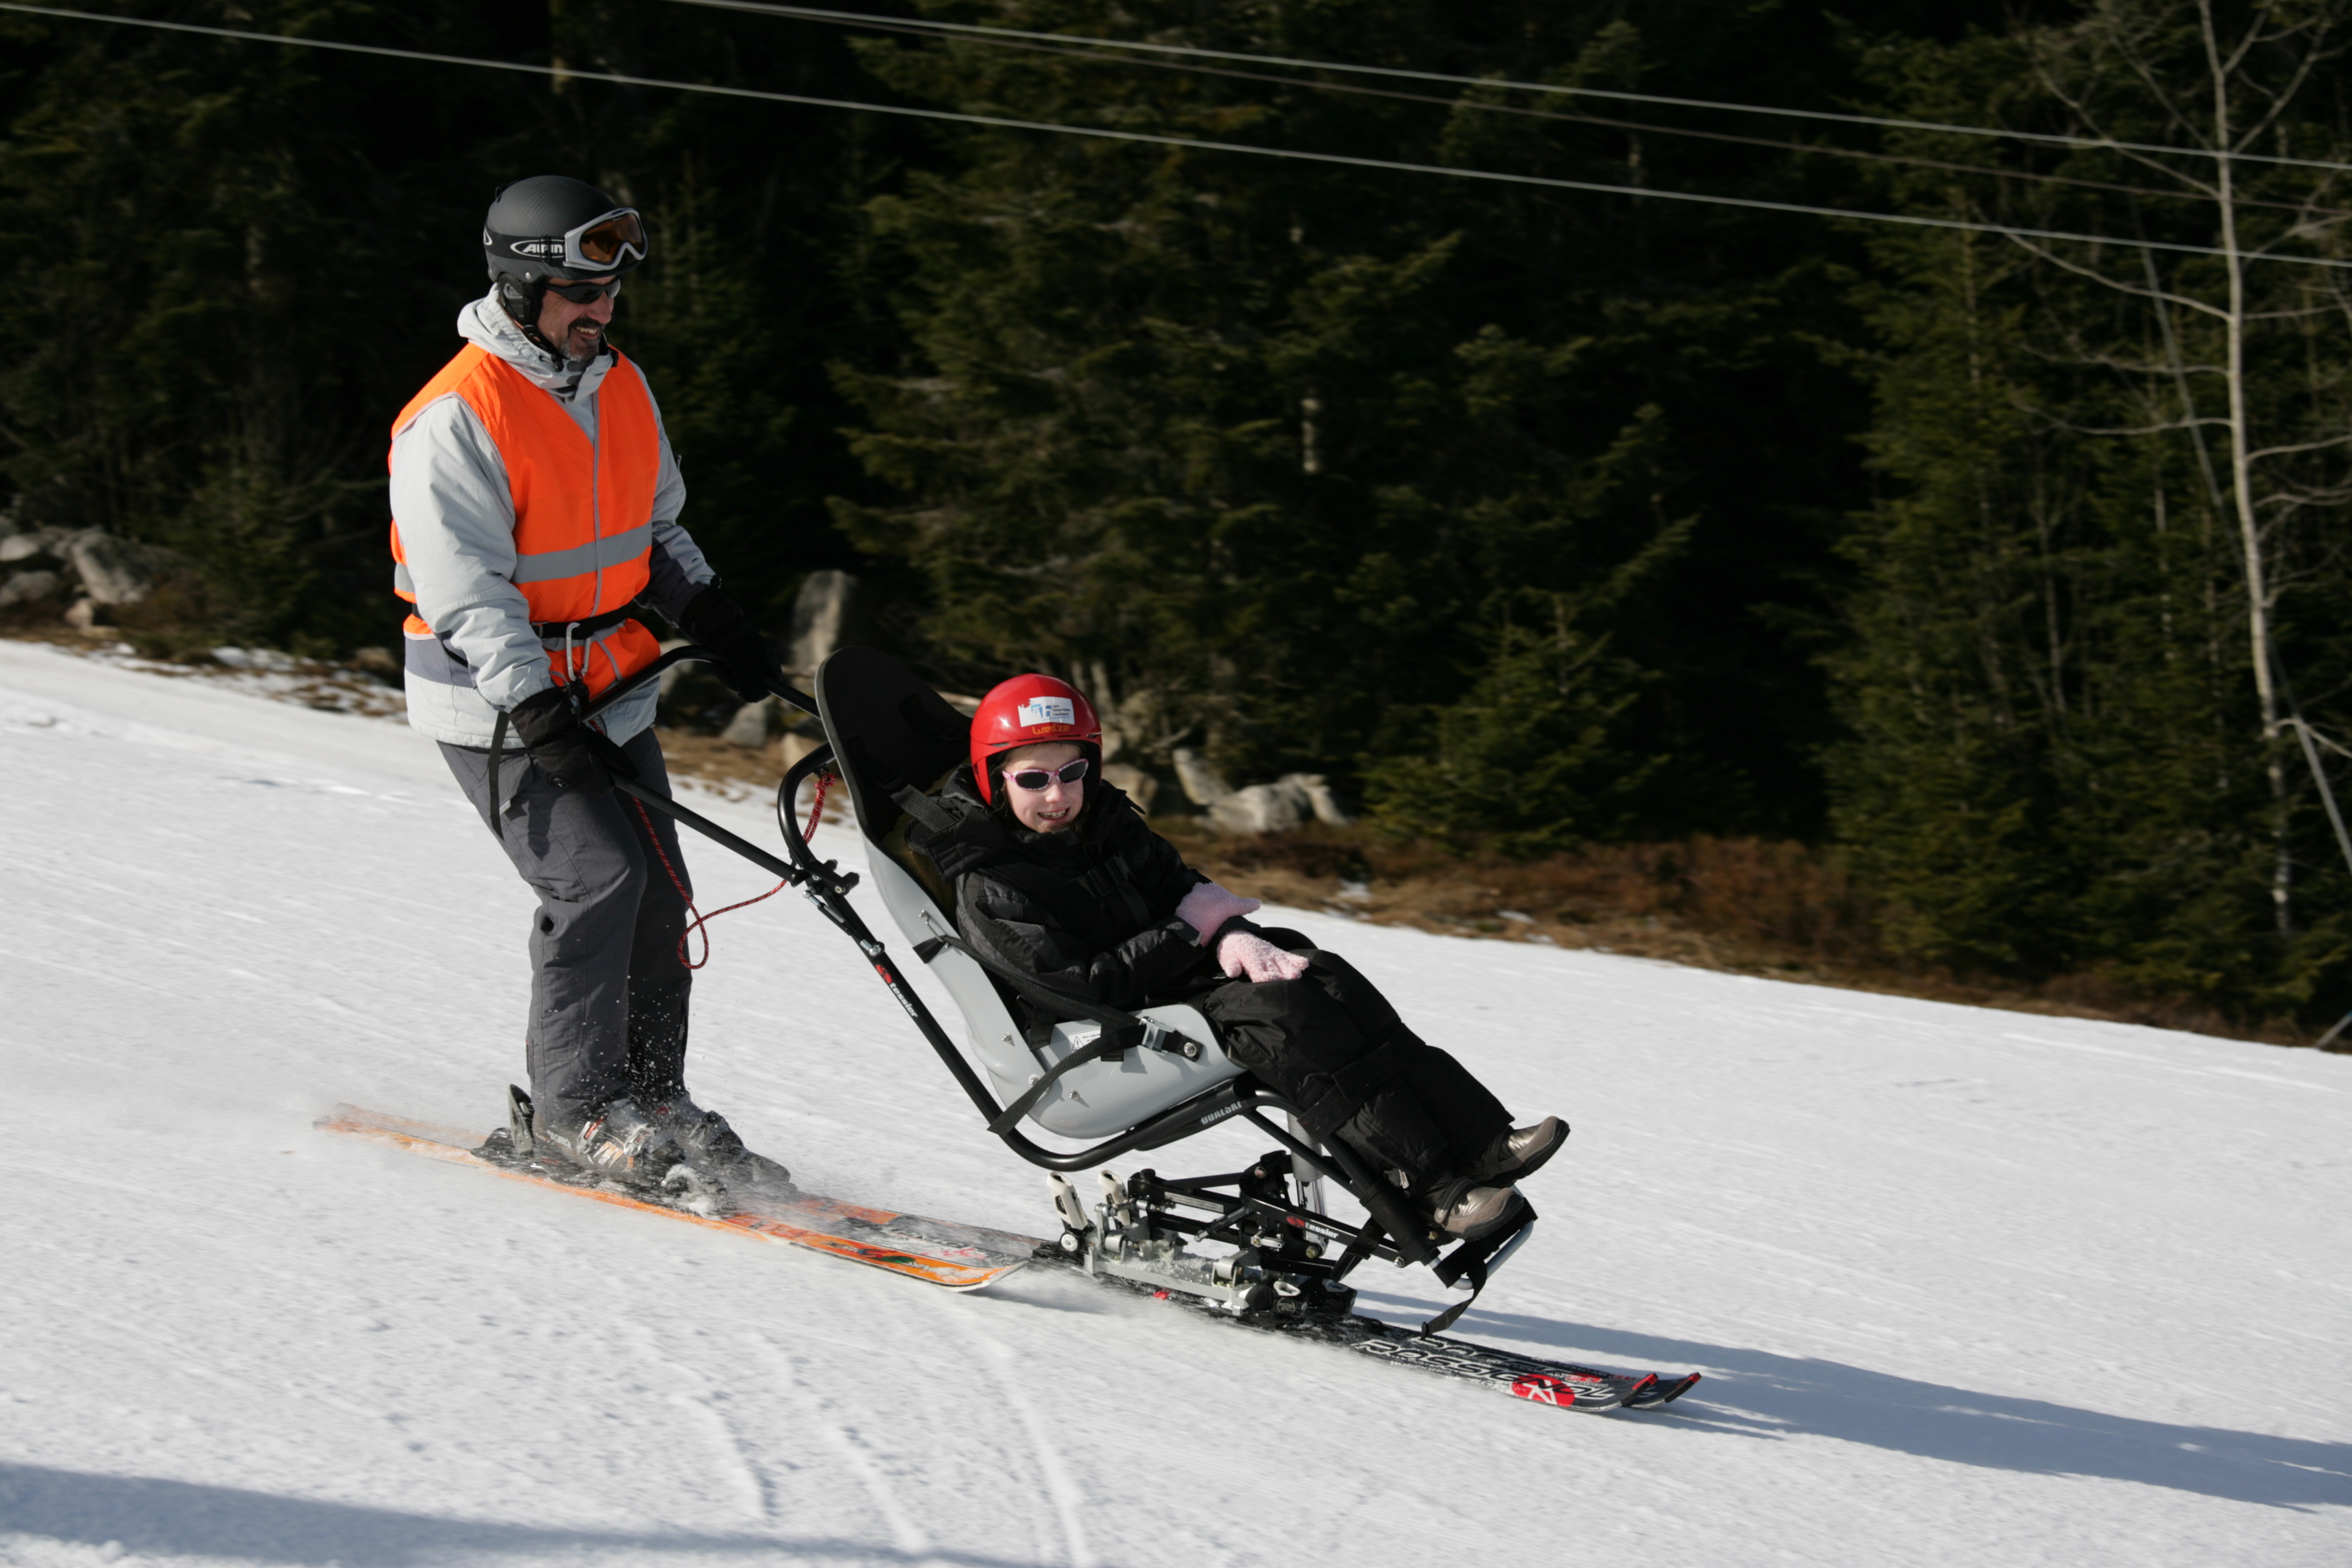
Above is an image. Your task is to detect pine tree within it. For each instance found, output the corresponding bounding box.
[835,0,1886,839]
[1835,1,2352,1014]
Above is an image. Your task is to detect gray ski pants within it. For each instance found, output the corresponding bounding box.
[439,728,694,1125]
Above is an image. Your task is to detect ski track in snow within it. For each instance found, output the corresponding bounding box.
[1,636,2349,1567]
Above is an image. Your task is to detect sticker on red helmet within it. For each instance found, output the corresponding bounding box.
[1017,696,1076,729]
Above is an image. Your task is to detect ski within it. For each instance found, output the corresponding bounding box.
[317,1105,1030,1290]
[322,1105,1697,1411]
[1342,1324,1702,1411]
[1069,1267,1699,1413]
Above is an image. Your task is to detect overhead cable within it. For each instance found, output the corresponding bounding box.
[675,0,2352,177]
[4,3,2347,272]
[732,0,2344,217]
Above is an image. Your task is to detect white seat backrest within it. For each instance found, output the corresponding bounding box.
[864,849,1035,1095]
[862,844,1245,1141]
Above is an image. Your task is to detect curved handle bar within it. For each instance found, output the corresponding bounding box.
[578,642,816,726]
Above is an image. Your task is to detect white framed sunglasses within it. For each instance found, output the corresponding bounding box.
[1005,758,1090,792]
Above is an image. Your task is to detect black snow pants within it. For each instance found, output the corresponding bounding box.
[1189,932,1511,1191]
[439,726,696,1125]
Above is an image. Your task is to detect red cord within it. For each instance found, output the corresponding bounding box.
[802,768,831,843]
[629,769,834,970]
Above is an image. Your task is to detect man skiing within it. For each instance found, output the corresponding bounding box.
[387,175,788,1191]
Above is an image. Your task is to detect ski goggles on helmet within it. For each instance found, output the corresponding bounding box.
[543,276,623,304]
[565,207,647,271]
[1003,758,1090,792]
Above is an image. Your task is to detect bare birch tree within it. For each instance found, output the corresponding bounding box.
[1911,0,2352,934]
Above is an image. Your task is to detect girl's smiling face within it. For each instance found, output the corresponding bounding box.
[998,741,1086,833]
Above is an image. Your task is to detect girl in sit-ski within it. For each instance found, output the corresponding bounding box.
[909,674,1565,1241]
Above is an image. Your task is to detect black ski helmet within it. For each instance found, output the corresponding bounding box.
[482,176,648,340]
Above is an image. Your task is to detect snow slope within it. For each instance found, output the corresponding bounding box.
[1,636,2345,1567]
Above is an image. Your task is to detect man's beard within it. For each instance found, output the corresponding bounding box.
[562,321,606,360]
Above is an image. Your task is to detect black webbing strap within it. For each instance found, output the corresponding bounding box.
[983,1024,1142,1136]
[910,928,1203,1133]
[484,708,510,845]
[1420,1266,1484,1338]
[478,596,642,845]
[1420,1208,1535,1336]
[890,782,957,835]
[914,927,1175,1038]
[528,601,641,639]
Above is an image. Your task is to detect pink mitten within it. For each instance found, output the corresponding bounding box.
[1218,930,1311,983]
[1174,880,1261,944]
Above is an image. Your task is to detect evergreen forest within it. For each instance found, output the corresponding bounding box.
[4,1,2350,1031]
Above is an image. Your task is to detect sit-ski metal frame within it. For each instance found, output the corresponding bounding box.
[580,646,1529,1331]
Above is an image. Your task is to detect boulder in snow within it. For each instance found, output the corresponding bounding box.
[0,527,67,565]
[1101,761,1160,815]
[722,694,783,748]
[788,569,871,678]
[1286,773,1353,827]
[1171,746,1233,806]
[64,528,164,606]
[0,569,61,607]
[1208,778,1311,835]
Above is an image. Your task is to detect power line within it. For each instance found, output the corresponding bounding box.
[4,2,2348,272]
[679,0,2352,177]
[745,0,2347,219]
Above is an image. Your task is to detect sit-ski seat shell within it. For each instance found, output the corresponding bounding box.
[817,648,1245,1142]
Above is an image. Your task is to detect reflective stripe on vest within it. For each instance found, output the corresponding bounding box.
[387,344,663,697]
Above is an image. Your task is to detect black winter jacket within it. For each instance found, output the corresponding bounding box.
[909,765,1220,1019]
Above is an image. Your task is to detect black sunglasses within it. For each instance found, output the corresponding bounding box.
[544,277,621,305]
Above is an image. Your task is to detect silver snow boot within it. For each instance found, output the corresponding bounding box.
[532,1098,689,1189]
[1423,1178,1530,1242]
[646,1094,793,1193]
[1467,1117,1569,1184]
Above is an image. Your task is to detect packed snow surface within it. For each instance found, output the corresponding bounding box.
[1,637,2345,1567]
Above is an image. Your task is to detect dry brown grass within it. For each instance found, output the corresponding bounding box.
[1147,820,2336,1052]
[6,622,2325,1053]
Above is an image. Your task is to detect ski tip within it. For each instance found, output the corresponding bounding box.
[1627,1371,1703,1410]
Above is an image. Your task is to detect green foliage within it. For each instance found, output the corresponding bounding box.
[0,0,909,649]
[1831,1,2352,1015]
[838,0,1893,841]
[7,0,2346,1025]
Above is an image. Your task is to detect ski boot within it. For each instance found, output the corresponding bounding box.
[645,1094,794,1197]
[1467,1117,1569,1184]
[528,1097,694,1188]
[1422,1177,1530,1243]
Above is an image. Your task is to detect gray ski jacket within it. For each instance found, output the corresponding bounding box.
[387,292,715,748]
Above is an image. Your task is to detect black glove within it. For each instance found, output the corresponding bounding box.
[677,584,782,704]
[509,687,636,795]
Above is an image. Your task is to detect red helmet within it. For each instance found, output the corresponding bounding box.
[969,674,1101,804]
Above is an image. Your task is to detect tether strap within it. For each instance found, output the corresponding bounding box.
[477,596,641,845]
[485,708,510,844]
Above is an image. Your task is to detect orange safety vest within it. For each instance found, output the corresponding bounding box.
[388,344,664,699]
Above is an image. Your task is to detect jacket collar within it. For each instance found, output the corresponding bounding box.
[457,289,615,403]
[925,765,1133,871]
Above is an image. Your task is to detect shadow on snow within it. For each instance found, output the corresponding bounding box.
[1433,1303,2349,1510]
[0,1460,1076,1567]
